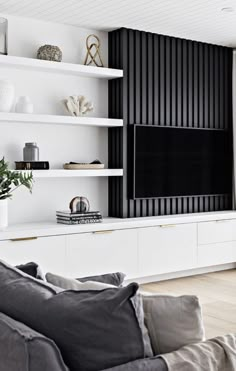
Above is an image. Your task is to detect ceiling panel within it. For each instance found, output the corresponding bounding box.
[0,0,236,46]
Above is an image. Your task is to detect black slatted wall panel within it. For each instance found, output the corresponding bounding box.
[108,28,233,218]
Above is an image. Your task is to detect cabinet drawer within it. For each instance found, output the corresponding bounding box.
[198,242,235,267]
[138,223,197,277]
[231,220,236,241]
[0,236,67,275]
[66,229,138,279]
[198,220,233,245]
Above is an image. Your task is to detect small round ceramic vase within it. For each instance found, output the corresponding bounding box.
[15,96,34,114]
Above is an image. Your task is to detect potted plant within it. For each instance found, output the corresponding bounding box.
[0,157,33,229]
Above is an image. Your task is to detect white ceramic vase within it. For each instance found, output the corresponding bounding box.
[0,199,8,229]
[15,96,34,114]
[0,80,15,112]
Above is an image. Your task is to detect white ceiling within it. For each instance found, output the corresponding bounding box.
[0,0,236,47]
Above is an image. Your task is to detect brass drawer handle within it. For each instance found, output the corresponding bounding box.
[10,237,38,242]
[93,230,114,235]
[159,224,176,228]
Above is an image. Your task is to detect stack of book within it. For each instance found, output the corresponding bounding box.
[56,211,103,225]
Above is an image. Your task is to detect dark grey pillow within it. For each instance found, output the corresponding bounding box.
[78,272,126,286]
[0,312,69,371]
[0,260,144,371]
[46,272,153,358]
[16,262,45,280]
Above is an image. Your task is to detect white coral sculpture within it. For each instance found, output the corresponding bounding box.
[63,95,94,116]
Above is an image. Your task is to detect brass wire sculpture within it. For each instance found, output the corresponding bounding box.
[84,34,104,67]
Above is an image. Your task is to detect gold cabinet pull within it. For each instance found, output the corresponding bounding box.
[10,237,38,242]
[159,224,176,228]
[93,230,114,235]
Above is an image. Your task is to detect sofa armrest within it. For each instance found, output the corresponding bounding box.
[0,312,69,371]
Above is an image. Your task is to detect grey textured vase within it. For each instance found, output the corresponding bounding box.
[23,143,39,161]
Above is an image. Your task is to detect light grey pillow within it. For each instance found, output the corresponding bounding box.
[46,272,116,290]
[46,272,153,358]
[131,294,154,358]
[78,272,126,286]
[142,294,205,354]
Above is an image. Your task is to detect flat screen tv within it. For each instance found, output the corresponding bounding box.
[129,125,232,199]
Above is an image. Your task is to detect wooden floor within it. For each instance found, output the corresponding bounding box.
[141,269,236,339]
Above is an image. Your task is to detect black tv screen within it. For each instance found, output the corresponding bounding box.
[130,125,232,199]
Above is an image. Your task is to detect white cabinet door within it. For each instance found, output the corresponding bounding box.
[138,223,197,277]
[198,241,234,267]
[198,220,233,245]
[231,220,236,241]
[0,236,67,275]
[197,219,236,267]
[66,229,138,279]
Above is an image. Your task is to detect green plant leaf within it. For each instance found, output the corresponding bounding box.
[0,158,33,198]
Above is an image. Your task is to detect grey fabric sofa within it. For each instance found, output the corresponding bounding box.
[0,312,167,371]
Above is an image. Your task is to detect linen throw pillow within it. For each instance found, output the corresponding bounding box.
[46,272,153,358]
[142,294,205,354]
[0,260,144,371]
[46,272,116,290]
[78,271,126,286]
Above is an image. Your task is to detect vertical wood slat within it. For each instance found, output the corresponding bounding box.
[160,35,165,126]
[193,41,199,128]
[108,28,232,218]
[198,43,204,128]
[182,39,188,127]
[209,44,214,129]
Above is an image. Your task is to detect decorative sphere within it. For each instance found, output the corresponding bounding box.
[37,45,62,62]
[69,196,90,213]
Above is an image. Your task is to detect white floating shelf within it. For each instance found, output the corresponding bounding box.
[0,113,123,128]
[18,169,123,178]
[0,55,123,79]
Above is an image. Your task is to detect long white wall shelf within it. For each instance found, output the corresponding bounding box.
[0,55,123,79]
[0,113,123,128]
[17,169,123,178]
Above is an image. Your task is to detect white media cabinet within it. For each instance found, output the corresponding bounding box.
[1,211,236,282]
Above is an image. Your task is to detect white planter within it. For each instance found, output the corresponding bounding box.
[0,80,15,112]
[0,199,8,229]
[15,96,34,114]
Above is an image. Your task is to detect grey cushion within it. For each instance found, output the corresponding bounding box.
[143,294,205,354]
[46,272,153,358]
[0,312,69,371]
[102,356,168,371]
[0,260,144,371]
[78,272,125,286]
[46,272,116,290]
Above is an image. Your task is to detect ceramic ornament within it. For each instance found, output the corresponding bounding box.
[62,95,93,117]
[37,44,62,62]
[0,80,14,112]
[15,96,34,114]
[69,196,90,213]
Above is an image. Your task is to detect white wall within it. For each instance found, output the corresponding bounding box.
[0,14,109,224]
